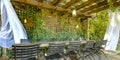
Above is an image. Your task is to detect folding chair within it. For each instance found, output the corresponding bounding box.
[92,41,103,60]
[45,43,66,60]
[92,40,107,60]
[37,38,47,55]
[80,41,95,60]
[101,40,107,49]
[65,41,81,60]
[9,43,40,60]
[100,40,107,57]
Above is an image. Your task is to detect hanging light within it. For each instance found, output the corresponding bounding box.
[76,25,79,29]
[24,19,27,23]
[72,9,77,16]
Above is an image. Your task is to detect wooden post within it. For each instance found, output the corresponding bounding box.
[86,18,90,40]
[83,18,89,40]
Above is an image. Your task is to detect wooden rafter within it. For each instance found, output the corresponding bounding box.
[51,0,62,5]
[12,0,87,17]
[51,0,58,5]
[87,5,108,14]
[75,0,98,10]
[62,0,79,8]
[12,0,120,19]
[85,1,120,14]
[38,0,43,2]
[12,0,70,12]
[77,0,107,15]
[77,0,119,16]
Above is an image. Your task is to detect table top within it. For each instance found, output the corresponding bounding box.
[12,40,87,47]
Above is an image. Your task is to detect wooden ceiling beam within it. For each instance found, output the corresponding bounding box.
[62,0,79,8]
[77,0,119,15]
[37,0,43,2]
[51,0,62,5]
[51,0,58,5]
[85,1,120,14]
[75,0,99,10]
[12,0,120,19]
[12,0,71,13]
[76,0,120,18]
[77,0,107,14]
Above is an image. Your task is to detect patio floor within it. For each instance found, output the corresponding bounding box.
[0,50,120,60]
[78,50,120,60]
[101,51,120,60]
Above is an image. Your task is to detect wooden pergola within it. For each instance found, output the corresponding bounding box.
[12,0,120,19]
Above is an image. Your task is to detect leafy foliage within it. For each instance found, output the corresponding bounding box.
[107,0,116,11]
[89,10,108,40]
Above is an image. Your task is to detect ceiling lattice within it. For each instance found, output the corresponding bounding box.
[12,0,120,18]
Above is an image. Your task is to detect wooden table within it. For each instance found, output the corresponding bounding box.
[39,41,86,47]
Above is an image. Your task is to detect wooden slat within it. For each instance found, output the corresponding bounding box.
[38,0,43,2]
[51,0,62,5]
[77,0,119,16]
[12,0,120,18]
[85,1,120,14]
[75,0,98,10]
[12,0,71,13]
[62,0,79,8]
[51,0,58,5]
[77,0,107,14]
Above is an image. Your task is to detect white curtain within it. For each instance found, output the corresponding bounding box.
[0,0,28,48]
[104,9,120,51]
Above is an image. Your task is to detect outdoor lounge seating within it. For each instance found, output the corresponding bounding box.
[9,43,40,60]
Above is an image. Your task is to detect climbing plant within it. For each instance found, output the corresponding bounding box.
[89,10,108,40]
[12,1,82,42]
